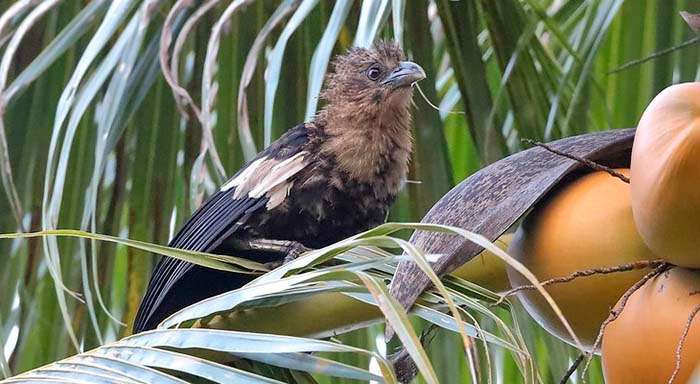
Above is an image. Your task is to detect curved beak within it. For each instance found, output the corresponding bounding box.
[381,61,426,88]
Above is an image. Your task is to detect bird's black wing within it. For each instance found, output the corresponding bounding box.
[133,124,311,332]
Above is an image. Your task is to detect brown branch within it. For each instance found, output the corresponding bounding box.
[608,36,700,75]
[521,139,630,183]
[559,353,585,384]
[668,303,700,384]
[494,260,663,306]
[583,263,672,375]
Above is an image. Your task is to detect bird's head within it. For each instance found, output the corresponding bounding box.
[320,41,426,117]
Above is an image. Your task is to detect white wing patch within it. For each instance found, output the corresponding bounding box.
[220,152,309,209]
[265,181,294,210]
[220,157,266,192]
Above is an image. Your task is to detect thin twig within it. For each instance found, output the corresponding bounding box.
[522,139,630,183]
[495,260,664,306]
[414,82,465,115]
[668,303,700,384]
[608,36,700,75]
[583,263,672,376]
[559,353,585,384]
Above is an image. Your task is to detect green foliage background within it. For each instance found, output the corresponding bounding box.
[0,0,698,383]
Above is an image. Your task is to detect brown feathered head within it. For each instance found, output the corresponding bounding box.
[320,41,425,115]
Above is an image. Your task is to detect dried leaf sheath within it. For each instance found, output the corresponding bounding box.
[389,129,637,315]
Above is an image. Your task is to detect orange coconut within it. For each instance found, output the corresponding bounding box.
[451,234,512,293]
[631,82,700,268]
[602,267,700,384]
[507,169,656,348]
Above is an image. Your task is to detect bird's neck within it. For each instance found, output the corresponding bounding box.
[314,104,413,189]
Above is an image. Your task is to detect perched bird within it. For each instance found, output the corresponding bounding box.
[133,41,426,333]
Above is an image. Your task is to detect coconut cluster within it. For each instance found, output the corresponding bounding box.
[504,83,700,383]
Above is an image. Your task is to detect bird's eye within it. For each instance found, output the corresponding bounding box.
[366,66,382,81]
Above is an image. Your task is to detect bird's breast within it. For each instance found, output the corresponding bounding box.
[246,162,398,248]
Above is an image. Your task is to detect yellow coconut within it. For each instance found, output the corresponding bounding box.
[631,82,700,268]
[450,233,512,293]
[602,267,700,384]
[507,169,656,348]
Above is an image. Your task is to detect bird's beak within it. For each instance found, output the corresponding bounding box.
[381,61,426,88]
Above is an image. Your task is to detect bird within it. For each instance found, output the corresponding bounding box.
[133,41,426,333]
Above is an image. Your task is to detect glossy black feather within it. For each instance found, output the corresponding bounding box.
[133,125,309,332]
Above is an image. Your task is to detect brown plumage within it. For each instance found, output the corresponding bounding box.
[134,41,425,333]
